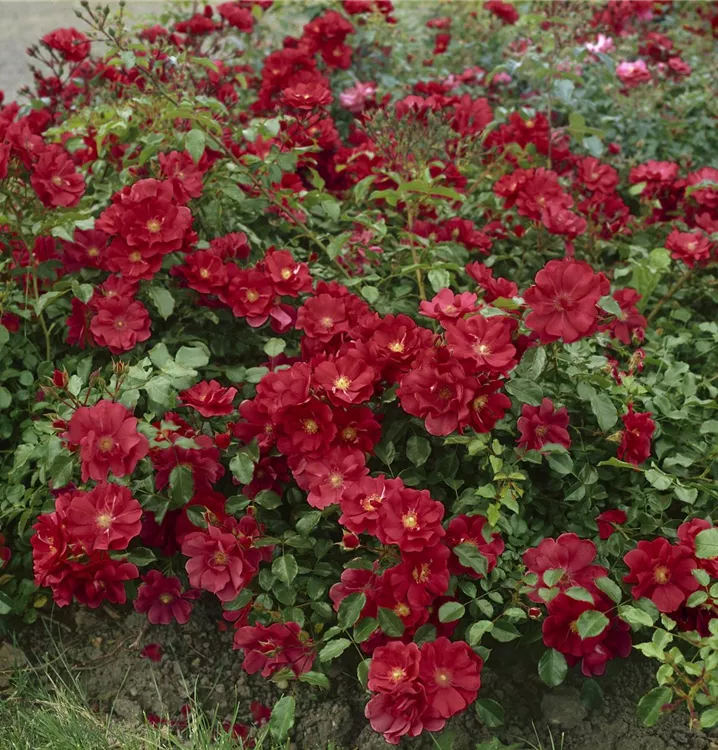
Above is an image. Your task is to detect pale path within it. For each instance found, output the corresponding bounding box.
[0,0,162,101]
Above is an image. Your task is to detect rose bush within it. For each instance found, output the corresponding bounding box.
[1,0,718,744]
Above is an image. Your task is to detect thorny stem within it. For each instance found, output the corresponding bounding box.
[646,269,694,324]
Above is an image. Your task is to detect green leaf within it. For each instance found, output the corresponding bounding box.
[645,468,672,491]
[468,620,493,645]
[700,708,718,729]
[505,378,543,406]
[695,527,718,559]
[565,587,595,604]
[176,345,209,369]
[147,286,175,320]
[263,338,286,357]
[595,577,622,604]
[590,391,618,432]
[357,658,371,689]
[296,510,321,535]
[318,638,351,663]
[438,601,465,623]
[299,671,329,689]
[0,325,9,348]
[377,607,405,637]
[126,548,156,566]
[490,618,521,642]
[269,696,295,741]
[636,686,672,727]
[407,436,431,467]
[361,286,380,304]
[224,589,253,611]
[185,129,206,163]
[619,605,654,629]
[454,544,488,577]
[577,610,609,639]
[581,679,605,711]
[412,624,436,646]
[338,592,366,629]
[169,465,194,509]
[543,568,565,587]
[538,649,567,687]
[353,616,378,643]
[598,295,622,318]
[272,554,298,585]
[230,452,255,484]
[475,699,505,728]
[0,387,12,410]
[253,489,282,509]
[427,269,451,293]
[49,454,75,488]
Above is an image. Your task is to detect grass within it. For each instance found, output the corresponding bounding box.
[0,648,281,750]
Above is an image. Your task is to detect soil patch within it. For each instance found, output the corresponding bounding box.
[9,604,717,749]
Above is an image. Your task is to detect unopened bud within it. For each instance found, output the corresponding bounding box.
[52,369,68,388]
[341,531,360,550]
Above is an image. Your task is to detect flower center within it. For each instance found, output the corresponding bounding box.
[434,668,452,687]
[553,294,573,311]
[302,418,319,434]
[413,563,430,584]
[444,304,457,314]
[535,424,548,437]
[114,319,126,329]
[246,289,260,303]
[214,551,227,565]
[394,602,410,617]
[51,175,64,186]
[87,247,99,257]
[341,427,357,442]
[438,386,452,400]
[328,473,344,489]
[96,513,112,529]
[97,436,114,452]
[280,267,293,280]
[390,667,406,682]
[146,219,162,234]
[472,395,488,411]
[402,511,418,529]
[129,251,142,262]
[473,342,491,356]
[654,565,671,584]
[334,375,352,391]
[320,316,334,329]
[388,340,405,353]
[361,493,382,512]
[569,619,579,634]
[159,593,174,604]
[199,268,210,279]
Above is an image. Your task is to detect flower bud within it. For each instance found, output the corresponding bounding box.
[52,369,68,388]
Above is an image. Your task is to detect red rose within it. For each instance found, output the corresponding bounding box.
[66,400,149,482]
[523,533,607,602]
[178,250,230,295]
[446,514,504,578]
[222,268,276,326]
[466,262,518,303]
[31,145,85,208]
[517,398,571,452]
[444,314,517,374]
[677,519,718,578]
[158,150,205,203]
[296,294,350,343]
[90,296,151,354]
[617,405,655,465]
[217,2,254,31]
[418,289,478,326]
[377,485,445,552]
[152,434,224,491]
[386,543,450,607]
[141,644,163,662]
[61,228,108,272]
[275,398,337,458]
[524,259,609,344]
[665,229,711,268]
[42,27,91,62]
[419,637,483,718]
[595,509,628,540]
[542,593,606,658]
[465,378,511,433]
[623,537,698,613]
[339,474,403,536]
[282,82,334,110]
[134,569,198,625]
[66,483,142,551]
[263,248,313,297]
[397,355,473,436]
[301,447,367,509]
[599,288,647,345]
[313,353,376,406]
[368,641,421,694]
[233,622,314,677]
[179,380,238,418]
[181,525,255,602]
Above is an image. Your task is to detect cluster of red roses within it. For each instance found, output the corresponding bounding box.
[523,521,718,680]
[364,638,483,744]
